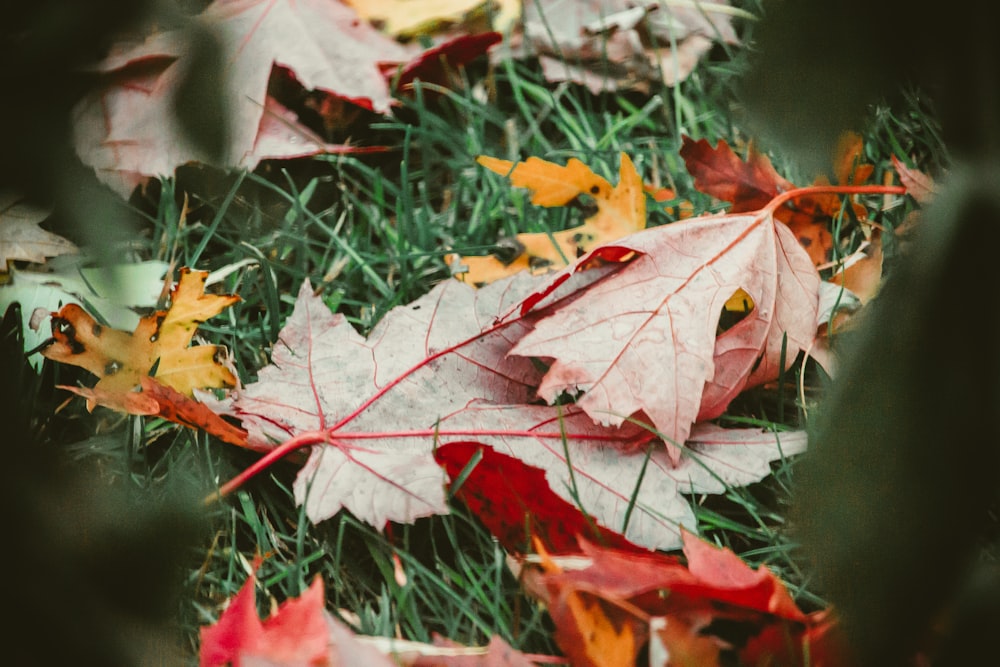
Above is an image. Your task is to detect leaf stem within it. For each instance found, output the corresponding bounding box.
[765,184,908,213]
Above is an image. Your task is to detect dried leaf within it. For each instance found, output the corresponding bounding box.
[892,155,938,204]
[0,192,76,268]
[514,0,739,94]
[448,152,645,286]
[41,268,239,415]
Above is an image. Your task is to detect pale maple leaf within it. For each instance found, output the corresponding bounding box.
[511,201,820,463]
[72,0,409,196]
[226,250,809,549]
[0,192,77,267]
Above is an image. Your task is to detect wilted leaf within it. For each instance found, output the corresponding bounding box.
[0,192,77,269]
[42,269,239,414]
[448,152,645,285]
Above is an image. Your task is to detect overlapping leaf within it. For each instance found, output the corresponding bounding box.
[227,228,809,548]
[511,201,819,463]
[73,0,409,196]
[448,153,646,285]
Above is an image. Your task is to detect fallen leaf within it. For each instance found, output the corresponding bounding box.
[510,197,819,463]
[220,254,807,549]
[527,533,845,667]
[346,0,490,39]
[435,441,649,555]
[680,132,874,266]
[199,570,334,667]
[40,267,240,418]
[388,32,503,95]
[72,0,409,196]
[448,152,645,286]
[509,0,740,94]
[0,192,77,268]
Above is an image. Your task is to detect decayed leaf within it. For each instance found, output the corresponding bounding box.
[73,0,409,196]
[40,268,246,444]
[510,198,819,463]
[0,192,77,269]
[387,32,503,94]
[509,0,740,94]
[448,152,645,286]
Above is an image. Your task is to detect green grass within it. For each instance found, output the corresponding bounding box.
[18,1,948,661]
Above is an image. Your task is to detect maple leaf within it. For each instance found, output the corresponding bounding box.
[0,192,77,269]
[526,532,847,667]
[448,152,646,286]
[72,0,409,196]
[435,441,649,555]
[219,260,808,550]
[680,132,874,266]
[40,267,246,445]
[199,569,335,667]
[510,195,821,463]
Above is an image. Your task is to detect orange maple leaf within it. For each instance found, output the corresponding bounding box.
[447,152,646,286]
[41,267,246,445]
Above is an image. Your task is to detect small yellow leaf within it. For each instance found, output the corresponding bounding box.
[42,267,240,412]
[451,153,646,286]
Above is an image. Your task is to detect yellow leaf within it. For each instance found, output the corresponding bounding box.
[449,152,646,286]
[565,591,640,667]
[41,267,239,412]
[345,0,492,38]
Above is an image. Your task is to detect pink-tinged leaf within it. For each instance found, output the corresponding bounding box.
[511,207,819,463]
[199,572,329,667]
[72,0,408,196]
[225,261,807,550]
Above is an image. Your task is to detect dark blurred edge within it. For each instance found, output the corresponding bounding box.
[2,2,226,664]
[739,1,1000,665]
